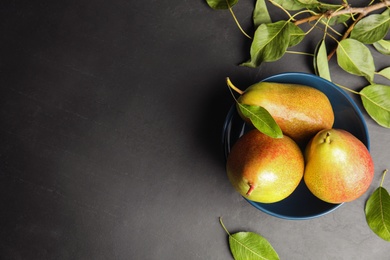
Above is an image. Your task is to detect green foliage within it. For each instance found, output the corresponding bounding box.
[271,0,307,11]
[336,39,375,83]
[238,104,283,138]
[219,217,280,260]
[378,67,390,80]
[374,40,390,55]
[241,21,304,67]
[241,21,294,67]
[206,0,238,9]
[365,170,390,242]
[206,0,390,128]
[314,40,331,81]
[360,85,390,128]
[350,14,390,44]
[253,0,272,28]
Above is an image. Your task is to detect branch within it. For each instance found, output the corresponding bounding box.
[327,12,365,60]
[294,0,390,26]
[292,0,390,60]
[330,0,390,17]
[326,0,390,60]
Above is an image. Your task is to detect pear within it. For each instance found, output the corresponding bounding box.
[304,129,374,204]
[226,129,304,203]
[236,81,334,145]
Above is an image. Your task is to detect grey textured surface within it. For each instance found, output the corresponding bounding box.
[1,1,389,259]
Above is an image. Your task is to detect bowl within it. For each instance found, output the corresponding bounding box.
[222,72,370,220]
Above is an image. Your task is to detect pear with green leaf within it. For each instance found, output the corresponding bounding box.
[226,129,304,203]
[228,78,334,145]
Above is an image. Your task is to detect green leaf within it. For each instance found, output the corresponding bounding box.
[360,84,390,128]
[230,232,280,260]
[238,104,283,138]
[220,217,280,260]
[253,0,272,28]
[287,22,305,47]
[295,0,319,6]
[382,8,390,18]
[314,40,331,81]
[365,170,390,242]
[378,67,390,80]
[206,0,238,9]
[336,39,375,83]
[322,13,351,26]
[317,2,344,12]
[241,21,292,67]
[351,14,390,44]
[366,187,390,241]
[373,40,390,55]
[270,0,306,10]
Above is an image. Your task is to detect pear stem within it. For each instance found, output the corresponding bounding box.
[226,77,244,95]
[325,132,331,144]
[246,184,255,196]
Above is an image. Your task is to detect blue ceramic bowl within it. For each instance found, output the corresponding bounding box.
[222,72,369,220]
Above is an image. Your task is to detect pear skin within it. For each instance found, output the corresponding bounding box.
[304,129,374,204]
[226,129,304,203]
[237,82,334,145]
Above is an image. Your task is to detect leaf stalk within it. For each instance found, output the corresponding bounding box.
[226,0,252,39]
[219,217,232,236]
[380,169,388,187]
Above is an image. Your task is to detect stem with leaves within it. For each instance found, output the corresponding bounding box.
[294,1,390,26]
[206,0,390,128]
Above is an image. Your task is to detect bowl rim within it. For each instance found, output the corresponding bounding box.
[245,198,344,220]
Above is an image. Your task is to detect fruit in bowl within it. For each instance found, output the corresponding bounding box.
[235,81,334,145]
[223,72,373,219]
[304,128,374,204]
[226,129,304,203]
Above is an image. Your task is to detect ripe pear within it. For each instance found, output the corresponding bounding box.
[226,129,304,203]
[304,129,374,204]
[236,81,334,145]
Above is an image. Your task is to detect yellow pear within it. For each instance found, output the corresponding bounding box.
[237,82,334,145]
[304,129,374,204]
[226,129,304,203]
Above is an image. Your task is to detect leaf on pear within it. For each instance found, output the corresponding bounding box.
[365,170,390,242]
[241,21,293,67]
[373,40,390,55]
[238,103,283,138]
[206,0,238,9]
[314,40,331,81]
[253,0,272,28]
[336,39,375,83]
[378,67,390,80]
[350,14,390,44]
[219,217,280,260]
[360,84,390,128]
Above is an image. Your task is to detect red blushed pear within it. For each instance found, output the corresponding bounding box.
[227,79,334,145]
[304,129,374,204]
[226,129,304,203]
